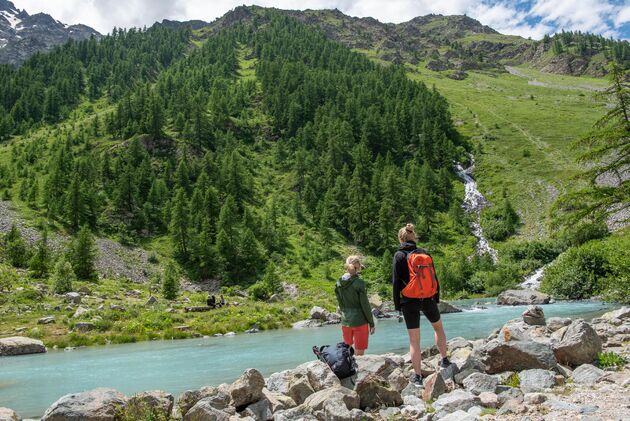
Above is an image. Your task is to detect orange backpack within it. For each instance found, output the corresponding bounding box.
[401,249,439,299]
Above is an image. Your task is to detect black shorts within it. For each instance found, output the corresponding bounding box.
[401,299,441,329]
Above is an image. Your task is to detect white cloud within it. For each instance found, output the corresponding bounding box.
[9,0,630,40]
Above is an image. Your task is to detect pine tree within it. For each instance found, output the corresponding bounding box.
[52,258,76,294]
[68,226,97,281]
[3,224,30,268]
[162,260,179,300]
[170,187,190,260]
[29,230,50,278]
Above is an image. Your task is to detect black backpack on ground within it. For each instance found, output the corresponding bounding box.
[312,342,358,379]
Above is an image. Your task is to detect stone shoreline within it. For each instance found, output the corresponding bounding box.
[1,307,628,421]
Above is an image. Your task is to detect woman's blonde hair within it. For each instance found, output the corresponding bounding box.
[398,223,416,243]
[345,255,363,275]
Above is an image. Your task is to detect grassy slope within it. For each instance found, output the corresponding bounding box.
[402,62,608,242]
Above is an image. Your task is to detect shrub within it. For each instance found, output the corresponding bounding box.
[52,258,76,294]
[3,224,31,268]
[161,261,179,300]
[560,222,609,248]
[597,352,627,369]
[484,264,520,296]
[483,193,520,241]
[540,242,608,299]
[249,262,282,301]
[0,265,17,293]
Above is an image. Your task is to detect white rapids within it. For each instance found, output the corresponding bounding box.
[521,265,547,289]
[455,155,498,263]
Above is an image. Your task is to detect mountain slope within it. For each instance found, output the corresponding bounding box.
[0,0,100,65]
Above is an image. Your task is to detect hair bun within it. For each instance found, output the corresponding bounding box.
[405,223,415,233]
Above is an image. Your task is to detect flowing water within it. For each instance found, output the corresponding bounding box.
[455,156,498,262]
[521,265,547,289]
[0,299,616,418]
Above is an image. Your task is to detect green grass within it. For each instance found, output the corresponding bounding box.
[597,351,628,369]
[405,63,608,240]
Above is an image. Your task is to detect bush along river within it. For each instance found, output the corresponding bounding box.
[0,298,619,418]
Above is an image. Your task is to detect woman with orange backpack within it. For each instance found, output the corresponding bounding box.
[392,224,450,386]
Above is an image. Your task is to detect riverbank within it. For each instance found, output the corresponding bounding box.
[3,306,628,420]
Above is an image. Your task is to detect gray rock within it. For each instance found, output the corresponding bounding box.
[178,386,224,416]
[243,399,273,421]
[553,320,602,367]
[433,389,479,413]
[229,369,265,408]
[439,409,476,421]
[454,368,479,385]
[302,386,359,412]
[478,339,556,374]
[572,364,607,385]
[497,387,524,406]
[73,306,90,318]
[261,388,295,413]
[421,372,448,400]
[292,320,323,329]
[519,369,556,392]
[546,399,580,412]
[145,296,158,306]
[497,398,527,415]
[109,304,126,312]
[478,392,498,408]
[274,405,317,421]
[547,317,571,332]
[183,397,231,421]
[127,391,174,420]
[355,354,401,382]
[378,407,401,419]
[74,322,96,332]
[524,392,547,404]
[38,316,55,324]
[439,361,460,381]
[65,292,82,304]
[437,301,462,313]
[355,374,402,410]
[496,289,550,305]
[0,336,46,356]
[294,360,340,391]
[0,407,19,421]
[41,388,127,421]
[462,372,499,395]
[387,368,408,392]
[309,306,329,320]
[401,382,424,398]
[600,307,630,320]
[522,305,545,326]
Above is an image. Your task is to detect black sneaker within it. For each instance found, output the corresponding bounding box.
[412,374,423,386]
[439,357,451,369]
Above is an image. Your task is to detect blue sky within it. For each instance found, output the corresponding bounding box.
[12,0,630,40]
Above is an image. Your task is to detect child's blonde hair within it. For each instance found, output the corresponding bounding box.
[398,223,416,243]
[345,255,363,275]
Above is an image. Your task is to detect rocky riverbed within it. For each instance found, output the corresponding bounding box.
[1,306,628,421]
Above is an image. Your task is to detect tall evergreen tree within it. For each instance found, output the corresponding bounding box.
[68,226,97,281]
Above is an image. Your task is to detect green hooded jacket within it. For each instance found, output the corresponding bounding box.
[335,273,375,328]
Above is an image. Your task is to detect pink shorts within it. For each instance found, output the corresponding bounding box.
[342,324,369,351]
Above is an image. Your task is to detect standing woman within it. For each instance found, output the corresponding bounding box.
[335,255,375,356]
[393,224,450,385]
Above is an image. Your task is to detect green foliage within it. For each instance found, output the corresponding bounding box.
[541,242,608,299]
[249,261,282,300]
[29,230,51,278]
[503,372,520,388]
[0,265,17,293]
[52,258,76,294]
[3,224,31,268]
[67,226,97,281]
[161,261,179,300]
[483,191,520,241]
[559,222,609,248]
[597,351,627,369]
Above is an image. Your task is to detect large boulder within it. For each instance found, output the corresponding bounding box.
[229,369,265,408]
[293,360,340,391]
[477,339,556,374]
[547,317,571,332]
[354,374,403,409]
[496,289,550,305]
[572,364,607,385]
[0,408,19,421]
[261,388,295,413]
[0,336,46,356]
[183,397,231,421]
[302,386,359,412]
[462,372,498,395]
[522,305,545,326]
[309,306,329,320]
[600,307,630,321]
[127,391,174,420]
[243,399,273,421]
[437,302,462,313]
[178,386,229,416]
[552,319,602,367]
[433,389,479,415]
[41,388,128,421]
[65,292,82,304]
[355,354,401,382]
[518,369,556,392]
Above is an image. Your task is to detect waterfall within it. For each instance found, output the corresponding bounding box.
[455,155,498,263]
[521,265,547,289]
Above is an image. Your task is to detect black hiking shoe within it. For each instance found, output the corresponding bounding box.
[439,357,451,369]
[412,374,423,386]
